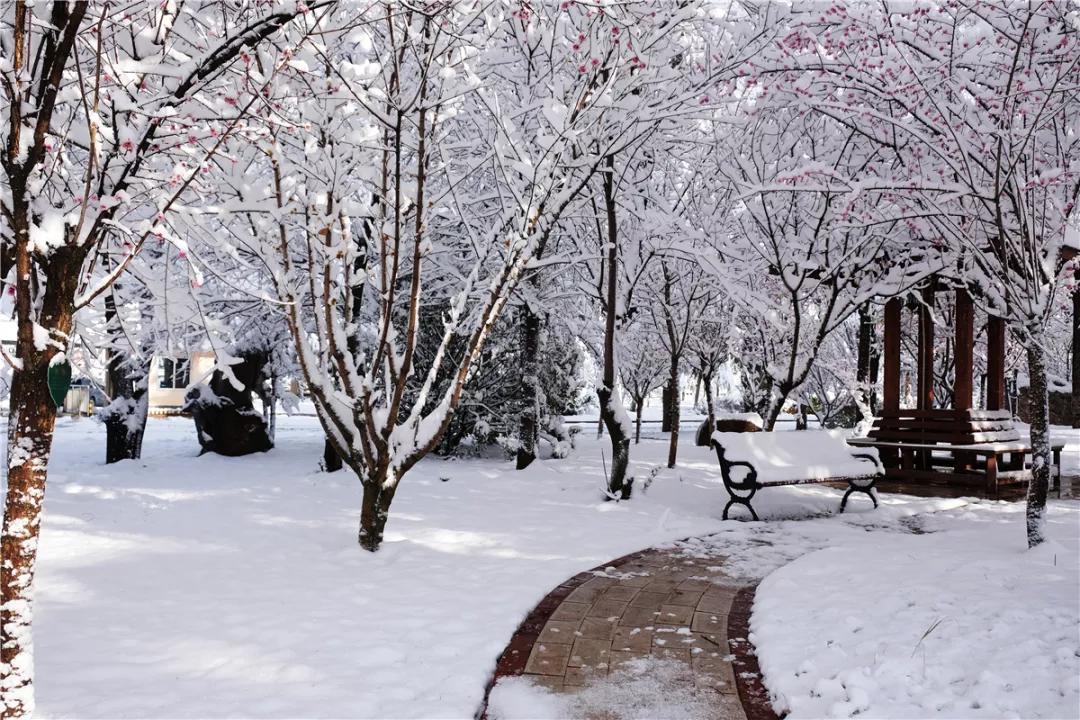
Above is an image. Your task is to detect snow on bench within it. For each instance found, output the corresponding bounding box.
[711,429,882,520]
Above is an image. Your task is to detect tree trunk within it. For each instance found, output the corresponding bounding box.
[2,240,82,718]
[703,369,716,440]
[598,153,631,498]
[1072,276,1079,428]
[103,353,151,464]
[263,372,278,445]
[661,380,674,433]
[666,356,680,468]
[856,304,875,414]
[1,356,60,720]
[762,384,790,432]
[795,401,808,430]
[323,438,343,472]
[100,276,151,464]
[1025,341,1051,548]
[634,396,643,444]
[516,305,542,470]
[358,472,399,551]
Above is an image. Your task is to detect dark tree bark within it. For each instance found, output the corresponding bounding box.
[702,369,716,439]
[359,472,398,551]
[661,380,674,433]
[762,380,792,432]
[516,305,543,469]
[103,356,151,464]
[2,244,84,719]
[634,399,644,444]
[856,304,877,417]
[2,354,61,720]
[1025,341,1051,548]
[101,287,151,464]
[323,438,343,472]
[666,353,680,468]
[597,154,631,499]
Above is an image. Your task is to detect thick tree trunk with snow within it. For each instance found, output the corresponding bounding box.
[762,383,791,432]
[599,155,631,498]
[1,241,83,719]
[102,353,151,464]
[598,386,632,499]
[358,472,399,552]
[1025,341,1052,548]
[1,358,61,720]
[515,306,542,470]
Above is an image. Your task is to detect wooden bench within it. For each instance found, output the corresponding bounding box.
[711,431,883,520]
[848,437,1064,495]
[847,409,1064,497]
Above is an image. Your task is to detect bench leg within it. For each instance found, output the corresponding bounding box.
[722,495,759,521]
[840,477,879,512]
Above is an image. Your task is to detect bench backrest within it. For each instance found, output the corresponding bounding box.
[711,429,881,484]
[867,408,1020,445]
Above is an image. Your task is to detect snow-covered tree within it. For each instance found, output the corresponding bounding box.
[198,1,728,548]
[618,320,667,444]
[0,3,315,714]
[699,109,944,430]
[764,0,1080,545]
[646,258,712,466]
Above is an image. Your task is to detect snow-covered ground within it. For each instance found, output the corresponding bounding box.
[752,502,1080,719]
[21,415,732,718]
[8,415,1079,718]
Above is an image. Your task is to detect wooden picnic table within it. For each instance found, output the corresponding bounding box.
[847,436,1064,497]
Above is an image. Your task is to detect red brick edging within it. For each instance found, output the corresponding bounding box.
[475,549,653,719]
[476,547,780,720]
[727,585,782,720]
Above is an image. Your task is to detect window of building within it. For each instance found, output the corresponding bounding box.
[158,357,190,389]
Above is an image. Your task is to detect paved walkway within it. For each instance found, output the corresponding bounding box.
[486,543,772,720]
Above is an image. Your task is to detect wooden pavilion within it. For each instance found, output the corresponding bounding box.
[849,280,1062,498]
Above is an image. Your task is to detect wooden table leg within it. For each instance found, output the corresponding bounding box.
[985,454,998,499]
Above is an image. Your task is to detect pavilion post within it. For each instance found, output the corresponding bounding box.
[954,289,974,411]
[917,284,935,411]
[883,298,902,412]
[986,315,1006,411]
[954,288,976,473]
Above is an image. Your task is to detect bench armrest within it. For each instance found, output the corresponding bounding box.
[711,440,760,491]
[850,451,883,474]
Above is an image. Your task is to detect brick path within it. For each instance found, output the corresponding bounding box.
[485,544,770,720]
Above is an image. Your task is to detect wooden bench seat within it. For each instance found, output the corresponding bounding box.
[848,432,1064,497]
[711,430,882,520]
